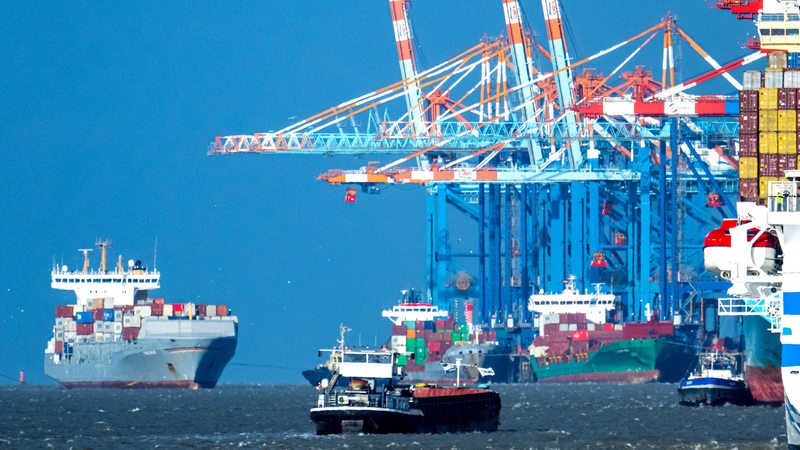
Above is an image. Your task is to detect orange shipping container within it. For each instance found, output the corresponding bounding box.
[760,131,778,154]
[760,87,779,109]
[216,304,228,316]
[760,177,779,199]
[407,328,416,339]
[760,110,778,132]
[779,110,798,131]
[739,156,759,179]
[779,131,798,154]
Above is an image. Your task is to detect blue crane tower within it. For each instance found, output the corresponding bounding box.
[211,1,754,349]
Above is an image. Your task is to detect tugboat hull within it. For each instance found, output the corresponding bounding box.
[678,377,753,406]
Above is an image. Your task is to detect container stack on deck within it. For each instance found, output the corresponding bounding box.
[739,52,800,201]
[532,313,674,363]
[51,299,232,356]
[390,319,497,372]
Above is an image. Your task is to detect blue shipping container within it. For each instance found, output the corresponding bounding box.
[76,311,94,324]
[103,309,114,321]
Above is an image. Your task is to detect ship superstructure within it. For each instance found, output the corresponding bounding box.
[44,241,238,388]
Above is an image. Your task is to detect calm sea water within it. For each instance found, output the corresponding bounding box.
[0,383,785,449]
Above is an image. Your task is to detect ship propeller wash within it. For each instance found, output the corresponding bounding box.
[44,241,238,388]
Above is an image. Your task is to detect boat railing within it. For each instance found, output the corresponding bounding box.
[718,297,781,332]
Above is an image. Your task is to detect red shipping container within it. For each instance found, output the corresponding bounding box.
[392,325,407,336]
[197,304,207,316]
[572,330,589,341]
[76,323,93,335]
[93,309,104,321]
[153,298,165,305]
[217,304,228,316]
[739,132,759,157]
[150,303,163,316]
[56,305,73,318]
[779,88,798,110]
[173,303,184,313]
[123,327,140,341]
[428,341,441,352]
[780,153,798,172]
[55,340,63,354]
[740,90,759,112]
[739,178,759,201]
[760,153,781,177]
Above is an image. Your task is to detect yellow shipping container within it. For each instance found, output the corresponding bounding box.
[760,131,778,154]
[739,156,759,179]
[779,131,798,154]
[760,110,778,131]
[760,176,779,199]
[760,87,779,109]
[779,110,797,131]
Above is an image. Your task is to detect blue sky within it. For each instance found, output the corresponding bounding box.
[1,1,754,385]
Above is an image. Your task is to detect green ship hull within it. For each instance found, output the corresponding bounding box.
[532,337,693,383]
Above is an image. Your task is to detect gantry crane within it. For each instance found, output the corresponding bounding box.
[211,1,754,346]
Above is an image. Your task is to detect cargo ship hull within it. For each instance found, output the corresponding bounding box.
[45,319,237,388]
[743,315,783,404]
[532,337,692,383]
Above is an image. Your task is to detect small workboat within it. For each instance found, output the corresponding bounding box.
[678,350,752,406]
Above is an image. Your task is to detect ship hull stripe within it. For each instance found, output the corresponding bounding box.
[785,292,800,315]
[784,344,800,367]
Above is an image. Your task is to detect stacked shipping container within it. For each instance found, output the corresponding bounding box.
[390,319,497,372]
[531,313,674,364]
[51,299,232,355]
[740,53,800,201]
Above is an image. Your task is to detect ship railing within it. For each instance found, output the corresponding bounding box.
[718,297,781,332]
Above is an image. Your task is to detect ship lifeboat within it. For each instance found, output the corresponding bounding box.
[703,219,779,279]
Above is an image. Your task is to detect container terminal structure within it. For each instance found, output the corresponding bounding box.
[210,2,754,376]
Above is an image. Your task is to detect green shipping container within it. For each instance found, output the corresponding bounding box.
[406,339,417,351]
[396,354,408,366]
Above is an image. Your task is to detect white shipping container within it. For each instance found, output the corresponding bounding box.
[64,331,77,342]
[114,309,122,322]
[765,70,784,89]
[163,304,173,316]
[113,322,123,334]
[206,305,216,317]
[94,321,104,333]
[66,321,76,332]
[568,323,577,331]
[559,323,569,331]
[587,323,596,331]
[614,324,623,331]
[743,71,762,90]
[55,330,64,340]
[123,315,142,327]
[134,305,152,317]
[103,322,112,332]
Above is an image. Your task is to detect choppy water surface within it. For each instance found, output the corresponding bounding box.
[0,383,785,449]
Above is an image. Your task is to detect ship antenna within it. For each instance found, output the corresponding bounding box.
[78,248,93,274]
[153,236,158,271]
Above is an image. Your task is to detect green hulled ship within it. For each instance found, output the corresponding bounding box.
[528,276,694,383]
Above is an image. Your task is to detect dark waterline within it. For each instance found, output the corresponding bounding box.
[0,383,784,449]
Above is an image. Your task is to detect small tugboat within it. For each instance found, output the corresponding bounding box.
[309,325,501,435]
[678,350,753,406]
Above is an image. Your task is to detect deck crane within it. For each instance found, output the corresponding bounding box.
[211,2,750,340]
